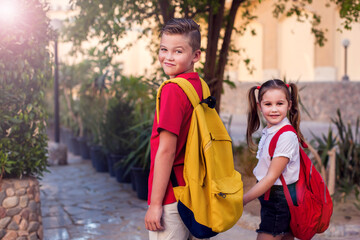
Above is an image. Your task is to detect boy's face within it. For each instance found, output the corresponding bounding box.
[159,33,201,78]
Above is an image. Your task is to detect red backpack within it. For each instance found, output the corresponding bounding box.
[265,125,333,240]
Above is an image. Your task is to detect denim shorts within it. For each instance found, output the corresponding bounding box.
[256,183,297,237]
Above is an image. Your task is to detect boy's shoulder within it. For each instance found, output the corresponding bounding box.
[159,80,189,103]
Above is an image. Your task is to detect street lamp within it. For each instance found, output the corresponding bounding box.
[341,39,350,81]
[50,19,62,143]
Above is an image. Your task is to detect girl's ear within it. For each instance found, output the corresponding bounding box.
[257,102,261,112]
[288,100,292,111]
[192,49,201,63]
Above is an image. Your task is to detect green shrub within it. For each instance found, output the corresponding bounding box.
[311,109,360,200]
[118,76,160,173]
[331,109,360,192]
[0,0,50,179]
[310,127,337,170]
[102,97,135,155]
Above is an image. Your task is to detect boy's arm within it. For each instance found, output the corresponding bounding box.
[145,130,177,231]
[243,156,289,205]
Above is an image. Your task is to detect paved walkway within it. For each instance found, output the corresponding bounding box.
[40,153,258,240]
[40,152,360,240]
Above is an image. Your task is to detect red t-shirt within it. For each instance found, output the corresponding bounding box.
[147,72,202,205]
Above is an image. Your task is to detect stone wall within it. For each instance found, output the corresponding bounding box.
[221,81,360,124]
[0,177,43,240]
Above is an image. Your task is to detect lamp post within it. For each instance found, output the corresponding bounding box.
[341,39,350,81]
[50,19,62,143]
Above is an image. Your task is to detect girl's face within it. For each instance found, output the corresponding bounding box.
[158,33,200,78]
[258,88,291,128]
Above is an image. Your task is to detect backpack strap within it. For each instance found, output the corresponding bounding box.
[268,125,297,157]
[264,125,297,201]
[156,77,210,124]
[155,77,210,188]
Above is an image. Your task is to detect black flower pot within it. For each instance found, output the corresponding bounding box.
[66,131,74,153]
[78,137,90,160]
[71,136,81,156]
[132,167,149,200]
[107,154,118,177]
[60,127,69,144]
[90,145,108,172]
[131,170,136,191]
[112,155,131,183]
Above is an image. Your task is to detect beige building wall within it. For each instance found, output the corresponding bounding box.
[112,30,154,77]
[254,0,280,81]
[278,15,314,81]
[227,22,263,82]
[312,1,337,81]
[48,0,360,82]
[230,0,360,82]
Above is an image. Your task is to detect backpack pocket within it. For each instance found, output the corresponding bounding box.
[211,173,243,232]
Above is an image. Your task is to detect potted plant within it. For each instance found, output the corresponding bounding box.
[86,92,108,172]
[102,94,135,181]
[123,120,152,200]
[59,62,82,155]
[120,76,159,200]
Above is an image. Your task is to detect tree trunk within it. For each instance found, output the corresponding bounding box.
[204,0,225,93]
[213,0,243,112]
[158,0,175,24]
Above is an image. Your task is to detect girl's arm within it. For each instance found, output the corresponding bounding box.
[144,130,177,231]
[243,156,289,206]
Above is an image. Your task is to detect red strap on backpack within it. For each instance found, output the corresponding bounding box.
[264,125,297,200]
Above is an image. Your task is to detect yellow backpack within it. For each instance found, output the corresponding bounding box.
[156,77,243,238]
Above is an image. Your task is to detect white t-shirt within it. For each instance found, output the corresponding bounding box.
[253,118,300,185]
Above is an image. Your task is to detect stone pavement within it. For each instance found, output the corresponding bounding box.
[40,153,258,240]
[40,151,360,240]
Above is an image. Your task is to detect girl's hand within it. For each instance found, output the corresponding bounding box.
[243,156,289,204]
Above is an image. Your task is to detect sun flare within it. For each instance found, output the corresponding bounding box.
[0,0,18,24]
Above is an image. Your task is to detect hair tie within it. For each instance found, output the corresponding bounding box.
[286,84,290,88]
[256,86,261,90]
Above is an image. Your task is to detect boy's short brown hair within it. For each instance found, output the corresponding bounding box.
[160,18,201,52]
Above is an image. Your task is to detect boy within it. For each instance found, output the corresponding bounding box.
[144,18,205,240]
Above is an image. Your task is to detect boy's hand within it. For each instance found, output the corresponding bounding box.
[145,204,164,231]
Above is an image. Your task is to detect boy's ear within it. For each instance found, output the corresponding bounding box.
[192,49,201,63]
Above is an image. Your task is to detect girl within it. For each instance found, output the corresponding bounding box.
[243,79,305,240]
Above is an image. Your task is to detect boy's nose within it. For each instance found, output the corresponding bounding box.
[165,52,174,60]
